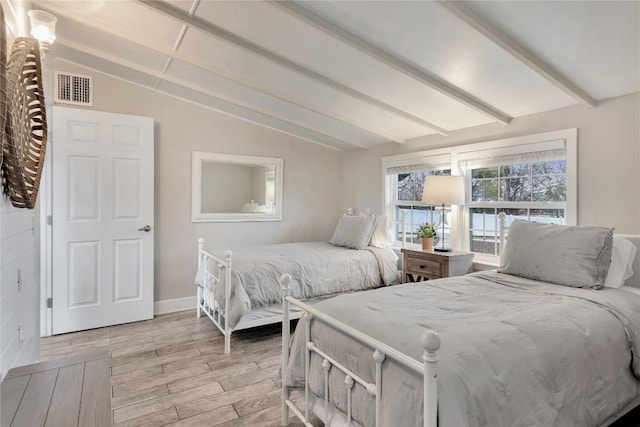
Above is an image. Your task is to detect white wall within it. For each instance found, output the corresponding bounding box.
[1,199,40,378]
[52,60,343,304]
[0,0,40,377]
[343,92,640,234]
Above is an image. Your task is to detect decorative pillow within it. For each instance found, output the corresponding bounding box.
[498,220,614,289]
[369,215,391,248]
[604,236,637,288]
[329,214,376,250]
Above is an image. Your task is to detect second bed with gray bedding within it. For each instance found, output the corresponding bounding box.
[284,271,640,427]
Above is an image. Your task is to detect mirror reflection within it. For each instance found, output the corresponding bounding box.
[191,152,283,222]
[200,162,276,214]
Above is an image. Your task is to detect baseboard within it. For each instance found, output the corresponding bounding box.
[154,296,195,315]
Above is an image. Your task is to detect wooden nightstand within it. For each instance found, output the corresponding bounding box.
[401,248,474,283]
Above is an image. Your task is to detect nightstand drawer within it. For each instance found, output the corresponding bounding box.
[406,257,442,277]
[401,248,474,284]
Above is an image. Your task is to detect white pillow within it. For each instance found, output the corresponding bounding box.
[369,215,391,248]
[329,214,376,250]
[240,202,258,212]
[604,236,637,288]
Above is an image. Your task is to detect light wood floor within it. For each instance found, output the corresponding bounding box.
[40,310,315,427]
[40,310,640,427]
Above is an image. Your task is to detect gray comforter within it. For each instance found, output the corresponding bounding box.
[195,242,398,328]
[284,271,640,427]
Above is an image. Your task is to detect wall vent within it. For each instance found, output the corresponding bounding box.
[54,71,93,106]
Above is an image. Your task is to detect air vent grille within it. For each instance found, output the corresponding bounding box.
[55,71,93,106]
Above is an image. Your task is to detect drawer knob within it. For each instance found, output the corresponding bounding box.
[419,265,425,269]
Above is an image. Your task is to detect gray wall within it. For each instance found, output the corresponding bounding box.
[342,92,640,234]
[51,60,639,306]
[53,61,343,302]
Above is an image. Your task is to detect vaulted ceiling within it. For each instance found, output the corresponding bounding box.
[27,0,640,151]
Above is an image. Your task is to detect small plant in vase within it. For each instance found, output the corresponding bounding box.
[417,223,437,250]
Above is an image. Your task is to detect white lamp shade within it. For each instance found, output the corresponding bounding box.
[422,175,465,206]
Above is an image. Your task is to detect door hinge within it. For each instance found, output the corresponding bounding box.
[47,215,53,226]
[47,297,53,308]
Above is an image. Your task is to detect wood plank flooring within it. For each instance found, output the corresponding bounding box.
[3,349,111,427]
[39,310,640,427]
[40,310,315,427]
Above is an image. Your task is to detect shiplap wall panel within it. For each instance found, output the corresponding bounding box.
[0,249,35,299]
[0,0,40,380]
[1,196,39,380]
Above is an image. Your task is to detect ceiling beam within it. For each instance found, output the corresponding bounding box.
[438,0,596,107]
[35,2,408,144]
[136,0,449,136]
[54,39,366,151]
[273,1,512,126]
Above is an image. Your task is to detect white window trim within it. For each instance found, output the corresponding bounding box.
[382,129,577,256]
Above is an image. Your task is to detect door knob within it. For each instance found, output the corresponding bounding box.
[138,225,151,232]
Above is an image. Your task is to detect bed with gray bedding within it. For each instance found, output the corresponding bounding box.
[284,270,640,427]
[196,242,398,329]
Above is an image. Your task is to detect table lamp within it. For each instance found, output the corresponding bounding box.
[422,176,465,252]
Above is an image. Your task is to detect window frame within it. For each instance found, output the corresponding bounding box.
[382,129,577,261]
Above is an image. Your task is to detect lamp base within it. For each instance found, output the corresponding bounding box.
[434,247,451,252]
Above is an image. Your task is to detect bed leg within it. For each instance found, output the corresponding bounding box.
[197,238,204,318]
[223,250,233,354]
[281,274,292,426]
[422,331,441,427]
[224,332,231,354]
[196,285,202,318]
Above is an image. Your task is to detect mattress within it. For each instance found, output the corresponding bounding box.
[284,271,640,427]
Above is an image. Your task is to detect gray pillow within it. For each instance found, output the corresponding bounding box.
[329,215,376,250]
[498,220,614,289]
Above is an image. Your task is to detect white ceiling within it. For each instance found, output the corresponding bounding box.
[31,0,640,151]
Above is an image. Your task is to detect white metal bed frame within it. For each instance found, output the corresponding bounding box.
[195,208,375,354]
[196,237,307,354]
[196,238,302,354]
[280,217,640,427]
[280,273,440,427]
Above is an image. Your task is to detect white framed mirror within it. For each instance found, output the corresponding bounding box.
[191,152,283,222]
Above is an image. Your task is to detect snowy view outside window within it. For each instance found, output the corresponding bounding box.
[393,169,450,244]
[469,159,567,255]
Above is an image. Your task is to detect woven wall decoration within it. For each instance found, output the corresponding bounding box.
[2,37,47,209]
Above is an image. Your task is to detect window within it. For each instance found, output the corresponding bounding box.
[265,169,276,213]
[382,129,577,256]
[383,153,451,246]
[467,159,567,256]
[393,169,451,244]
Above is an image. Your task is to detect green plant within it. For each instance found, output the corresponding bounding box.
[417,223,437,238]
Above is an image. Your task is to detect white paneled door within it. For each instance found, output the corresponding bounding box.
[52,106,154,334]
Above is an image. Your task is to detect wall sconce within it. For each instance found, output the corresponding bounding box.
[27,10,56,55]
